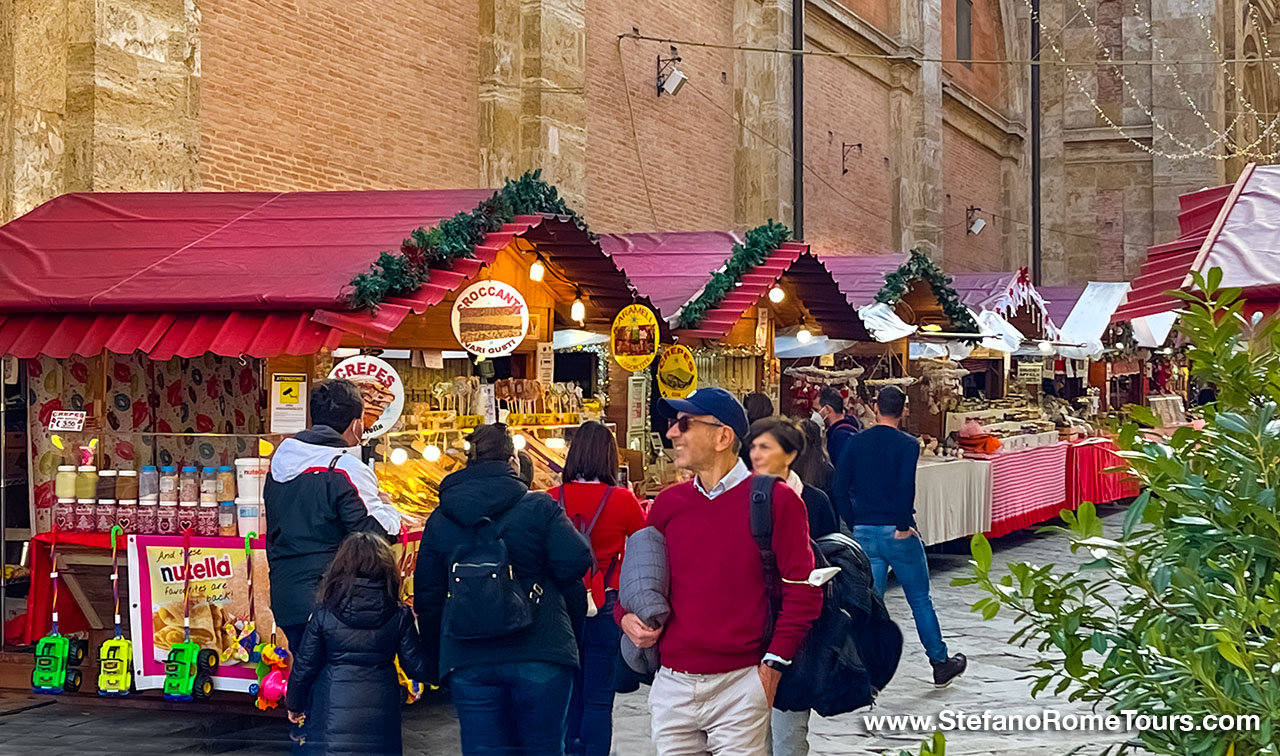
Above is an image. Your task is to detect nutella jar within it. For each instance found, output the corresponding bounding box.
[115,500,138,533]
[94,499,117,533]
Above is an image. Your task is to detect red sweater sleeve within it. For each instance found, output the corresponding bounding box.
[767,481,822,661]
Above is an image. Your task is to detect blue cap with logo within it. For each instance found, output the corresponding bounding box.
[659,387,749,439]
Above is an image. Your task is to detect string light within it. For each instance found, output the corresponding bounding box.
[529,259,546,282]
[768,286,786,304]
[796,328,813,344]
[424,444,441,462]
[390,447,408,466]
[571,292,586,324]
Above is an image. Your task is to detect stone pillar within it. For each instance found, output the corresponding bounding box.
[888,62,918,254]
[1000,139,1031,271]
[2,0,69,223]
[732,0,794,229]
[1037,0,1068,285]
[478,0,588,209]
[891,0,944,260]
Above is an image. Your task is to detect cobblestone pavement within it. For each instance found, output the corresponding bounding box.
[0,505,1136,756]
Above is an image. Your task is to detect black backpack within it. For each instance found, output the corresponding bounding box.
[749,475,903,716]
[440,507,543,640]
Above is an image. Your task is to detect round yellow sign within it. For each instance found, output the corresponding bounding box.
[657,345,698,399]
[611,304,660,372]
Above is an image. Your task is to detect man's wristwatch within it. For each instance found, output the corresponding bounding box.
[763,659,787,672]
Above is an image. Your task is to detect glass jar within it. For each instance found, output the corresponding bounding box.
[116,500,137,533]
[200,467,218,504]
[55,466,78,499]
[179,467,199,504]
[177,501,198,534]
[116,470,139,500]
[135,500,158,534]
[54,498,76,532]
[139,466,159,502]
[96,470,117,501]
[158,466,178,504]
[95,499,117,533]
[217,501,237,537]
[196,503,219,537]
[74,499,96,533]
[75,466,98,500]
[156,500,178,535]
[216,466,236,502]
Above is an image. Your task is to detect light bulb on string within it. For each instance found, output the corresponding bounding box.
[796,328,813,344]
[424,444,441,462]
[1038,341,1054,354]
[529,259,545,282]
[390,447,409,466]
[571,295,586,324]
[768,286,785,304]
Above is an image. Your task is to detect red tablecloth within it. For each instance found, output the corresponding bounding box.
[22,531,125,645]
[969,442,1069,539]
[1067,438,1140,509]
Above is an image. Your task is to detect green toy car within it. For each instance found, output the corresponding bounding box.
[32,634,86,695]
[96,637,133,697]
[163,641,217,701]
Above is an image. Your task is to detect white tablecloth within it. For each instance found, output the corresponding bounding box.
[914,458,993,546]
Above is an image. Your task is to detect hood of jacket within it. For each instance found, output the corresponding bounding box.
[829,415,862,434]
[436,460,529,527]
[270,426,358,484]
[332,577,399,629]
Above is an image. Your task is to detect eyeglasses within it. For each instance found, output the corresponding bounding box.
[668,416,727,434]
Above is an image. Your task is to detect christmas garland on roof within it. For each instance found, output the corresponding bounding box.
[675,220,791,330]
[347,170,594,310]
[874,247,980,333]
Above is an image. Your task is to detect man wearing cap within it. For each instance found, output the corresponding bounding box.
[617,388,822,755]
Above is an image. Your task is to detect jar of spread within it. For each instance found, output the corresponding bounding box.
[54,498,76,532]
[55,465,78,499]
[75,466,98,500]
[116,469,139,501]
[196,502,219,537]
[200,467,218,504]
[218,501,237,537]
[135,499,158,534]
[74,499,97,533]
[216,466,236,502]
[156,500,178,535]
[96,469,117,501]
[95,499,117,533]
[116,500,137,533]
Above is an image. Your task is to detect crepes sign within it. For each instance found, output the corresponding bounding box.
[452,280,530,358]
[329,355,404,442]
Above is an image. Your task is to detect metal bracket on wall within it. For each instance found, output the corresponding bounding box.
[842,143,862,174]
[657,47,682,96]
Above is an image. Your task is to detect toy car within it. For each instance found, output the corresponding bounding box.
[32,634,86,695]
[163,641,217,701]
[96,636,133,696]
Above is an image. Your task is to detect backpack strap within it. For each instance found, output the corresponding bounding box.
[583,486,614,540]
[328,454,343,473]
[749,475,783,649]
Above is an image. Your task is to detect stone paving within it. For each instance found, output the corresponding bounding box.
[0,505,1139,756]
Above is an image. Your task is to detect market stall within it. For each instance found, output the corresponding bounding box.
[0,176,646,694]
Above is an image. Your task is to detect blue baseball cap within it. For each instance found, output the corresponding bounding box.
[660,387,749,439]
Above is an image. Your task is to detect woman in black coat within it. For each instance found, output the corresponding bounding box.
[415,424,594,756]
[286,532,427,756]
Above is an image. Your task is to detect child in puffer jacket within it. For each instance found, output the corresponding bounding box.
[286,532,428,756]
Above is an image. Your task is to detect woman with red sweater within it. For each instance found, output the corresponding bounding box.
[549,421,647,756]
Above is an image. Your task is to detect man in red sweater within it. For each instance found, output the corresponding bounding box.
[619,388,822,755]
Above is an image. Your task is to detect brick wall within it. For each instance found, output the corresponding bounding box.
[802,55,895,256]
[584,0,737,231]
[836,0,899,38]
[199,0,480,192]
[942,123,1004,271]
[942,0,1007,111]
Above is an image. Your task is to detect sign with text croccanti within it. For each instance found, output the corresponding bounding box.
[611,304,659,372]
[328,355,404,442]
[452,280,530,358]
[657,345,698,399]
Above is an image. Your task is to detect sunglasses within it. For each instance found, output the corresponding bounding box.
[668,416,727,434]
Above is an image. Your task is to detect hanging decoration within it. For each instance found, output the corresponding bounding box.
[784,364,865,417]
[347,170,595,310]
[611,304,660,372]
[675,220,791,331]
[1101,320,1140,362]
[874,247,981,334]
[657,345,698,399]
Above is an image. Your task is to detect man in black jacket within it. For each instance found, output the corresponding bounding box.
[415,424,592,755]
[264,379,399,651]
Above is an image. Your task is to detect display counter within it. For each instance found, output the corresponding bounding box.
[914,458,992,546]
[1066,437,1139,509]
[967,442,1069,538]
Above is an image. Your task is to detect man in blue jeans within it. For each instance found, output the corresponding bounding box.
[832,386,967,687]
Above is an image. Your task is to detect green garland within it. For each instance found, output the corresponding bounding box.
[874,247,980,333]
[675,220,791,330]
[347,170,594,310]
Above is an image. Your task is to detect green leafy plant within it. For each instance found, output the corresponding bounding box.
[875,247,980,333]
[347,170,595,310]
[890,731,945,756]
[956,269,1280,756]
[674,220,791,330]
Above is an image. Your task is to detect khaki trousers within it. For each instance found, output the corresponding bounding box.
[649,666,771,756]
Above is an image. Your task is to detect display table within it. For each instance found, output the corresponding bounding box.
[1067,438,1139,508]
[914,458,993,546]
[968,442,1069,538]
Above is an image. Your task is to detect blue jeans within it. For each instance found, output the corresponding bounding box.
[566,592,621,756]
[450,661,575,756]
[852,525,949,663]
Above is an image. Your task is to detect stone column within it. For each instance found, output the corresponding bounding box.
[1037,0,1068,285]
[891,0,943,260]
[2,0,69,223]
[732,0,794,229]
[478,0,588,209]
[1000,140,1031,270]
[888,62,919,254]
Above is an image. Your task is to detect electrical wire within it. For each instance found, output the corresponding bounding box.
[616,37,661,230]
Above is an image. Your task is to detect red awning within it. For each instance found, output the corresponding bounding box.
[0,190,614,358]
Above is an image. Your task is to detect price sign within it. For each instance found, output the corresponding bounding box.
[48,410,86,432]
